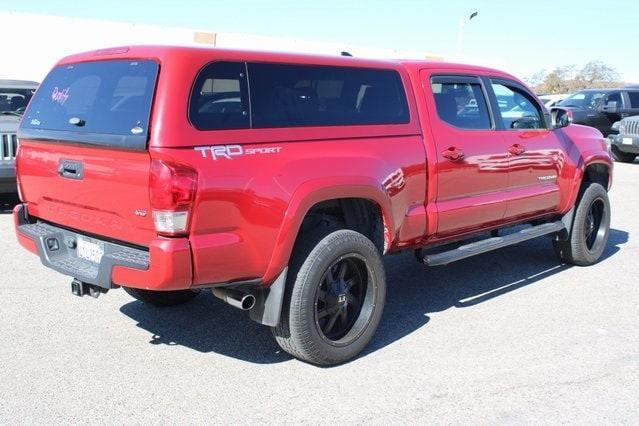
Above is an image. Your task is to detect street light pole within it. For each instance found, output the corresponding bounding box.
[456,11,479,60]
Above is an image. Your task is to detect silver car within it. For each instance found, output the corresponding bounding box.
[610,116,639,163]
[0,80,38,193]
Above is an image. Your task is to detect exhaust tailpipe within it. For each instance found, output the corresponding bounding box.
[212,287,256,311]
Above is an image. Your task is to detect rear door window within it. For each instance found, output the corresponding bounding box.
[21,60,158,149]
[430,76,492,130]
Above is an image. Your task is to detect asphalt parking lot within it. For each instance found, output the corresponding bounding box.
[1,165,638,424]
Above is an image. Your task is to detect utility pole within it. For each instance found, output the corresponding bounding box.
[456,11,479,60]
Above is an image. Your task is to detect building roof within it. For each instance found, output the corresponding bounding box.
[0,79,39,88]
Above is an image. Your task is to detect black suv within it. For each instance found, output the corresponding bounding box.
[557,88,639,136]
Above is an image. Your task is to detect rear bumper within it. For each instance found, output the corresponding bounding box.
[14,204,192,290]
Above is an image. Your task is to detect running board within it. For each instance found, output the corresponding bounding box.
[422,221,565,266]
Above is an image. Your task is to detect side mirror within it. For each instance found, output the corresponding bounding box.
[600,101,619,114]
[511,116,540,129]
[551,107,573,129]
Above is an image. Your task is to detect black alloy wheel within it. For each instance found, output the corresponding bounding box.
[314,255,368,343]
[273,227,386,365]
[553,182,610,266]
[583,197,606,253]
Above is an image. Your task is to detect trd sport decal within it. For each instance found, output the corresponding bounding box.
[195,145,282,160]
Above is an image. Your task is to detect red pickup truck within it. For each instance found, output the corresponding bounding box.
[14,46,612,365]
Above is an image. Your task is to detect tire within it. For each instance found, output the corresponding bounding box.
[123,287,200,307]
[273,227,386,366]
[611,146,636,163]
[553,182,610,266]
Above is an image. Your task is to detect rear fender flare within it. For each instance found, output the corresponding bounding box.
[261,176,394,284]
[565,151,613,212]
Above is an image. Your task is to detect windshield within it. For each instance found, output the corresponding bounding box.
[0,88,35,115]
[559,91,607,109]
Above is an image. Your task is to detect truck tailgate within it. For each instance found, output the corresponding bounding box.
[16,58,160,247]
[18,140,155,246]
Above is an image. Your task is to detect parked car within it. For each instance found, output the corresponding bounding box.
[609,116,639,162]
[0,80,38,194]
[538,93,569,108]
[556,88,639,136]
[14,46,613,365]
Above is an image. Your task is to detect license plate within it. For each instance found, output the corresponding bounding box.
[77,236,105,264]
[623,137,634,145]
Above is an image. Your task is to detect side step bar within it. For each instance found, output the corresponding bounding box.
[422,221,565,266]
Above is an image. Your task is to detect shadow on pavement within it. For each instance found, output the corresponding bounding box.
[121,292,291,364]
[120,228,628,365]
[0,194,19,214]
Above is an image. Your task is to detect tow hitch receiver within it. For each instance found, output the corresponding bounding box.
[71,279,108,298]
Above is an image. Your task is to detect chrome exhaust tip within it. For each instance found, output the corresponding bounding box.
[212,287,256,311]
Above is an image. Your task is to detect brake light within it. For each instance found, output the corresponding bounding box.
[149,160,198,236]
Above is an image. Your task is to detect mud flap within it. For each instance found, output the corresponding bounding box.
[557,207,575,241]
[249,267,287,327]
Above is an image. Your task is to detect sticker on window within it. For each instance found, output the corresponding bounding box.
[51,87,70,105]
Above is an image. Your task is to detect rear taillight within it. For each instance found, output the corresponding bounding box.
[149,160,198,236]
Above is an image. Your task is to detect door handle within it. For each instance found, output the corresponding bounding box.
[58,159,84,180]
[442,147,465,161]
[508,144,526,155]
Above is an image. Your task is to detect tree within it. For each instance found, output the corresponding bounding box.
[528,61,624,94]
[574,61,620,88]
[538,66,577,94]
[524,69,547,88]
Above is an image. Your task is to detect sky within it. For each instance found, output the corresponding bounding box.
[5,0,639,83]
